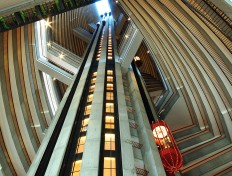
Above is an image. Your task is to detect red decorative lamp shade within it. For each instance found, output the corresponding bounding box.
[151,120,182,176]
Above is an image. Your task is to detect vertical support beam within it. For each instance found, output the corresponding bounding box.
[127,70,166,176]
[115,62,136,175]
[43,25,102,176]
[80,18,109,176]
[120,25,143,73]
[27,23,102,176]
[115,13,127,36]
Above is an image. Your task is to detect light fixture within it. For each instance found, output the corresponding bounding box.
[125,35,129,38]
[151,120,182,175]
[59,53,64,59]
[47,42,51,47]
[134,56,143,67]
[153,125,168,138]
[147,50,150,53]
[43,19,52,28]
[116,0,118,3]
[128,17,131,21]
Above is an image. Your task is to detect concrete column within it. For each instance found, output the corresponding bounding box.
[120,25,143,73]
[127,70,166,176]
[43,25,102,175]
[115,13,127,36]
[80,19,109,176]
[27,23,102,176]
[115,62,137,176]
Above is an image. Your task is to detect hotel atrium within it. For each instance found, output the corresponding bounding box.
[0,0,231,175]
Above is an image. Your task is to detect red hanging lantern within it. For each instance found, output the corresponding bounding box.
[151,120,182,176]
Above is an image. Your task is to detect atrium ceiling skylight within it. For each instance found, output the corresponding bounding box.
[96,0,111,16]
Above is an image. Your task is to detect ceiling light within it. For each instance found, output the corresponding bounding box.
[43,19,52,28]
[125,35,129,38]
[59,53,64,59]
[128,17,131,21]
[47,42,51,47]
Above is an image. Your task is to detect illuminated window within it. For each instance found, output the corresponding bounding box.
[106,92,114,100]
[106,103,114,113]
[76,136,86,153]
[104,157,116,176]
[105,116,114,129]
[81,118,89,132]
[107,70,113,75]
[84,105,91,115]
[107,84,113,90]
[107,76,113,82]
[104,134,115,150]
[92,72,97,77]
[87,94,93,103]
[108,56,113,60]
[89,85,95,92]
[91,78,96,84]
[71,160,82,176]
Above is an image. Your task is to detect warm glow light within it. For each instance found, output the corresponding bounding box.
[134,56,140,61]
[47,42,51,47]
[59,53,65,59]
[125,35,129,38]
[43,19,52,28]
[128,17,131,21]
[153,126,168,138]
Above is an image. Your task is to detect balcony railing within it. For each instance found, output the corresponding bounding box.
[136,167,149,176]
[182,0,232,53]
[0,0,99,32]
